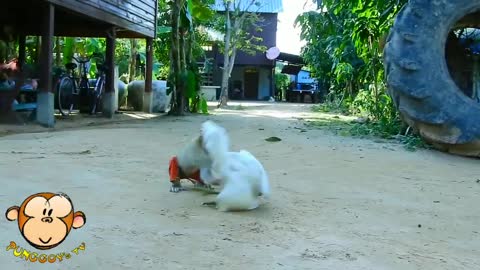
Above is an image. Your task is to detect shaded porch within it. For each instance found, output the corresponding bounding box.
[0,0,157,127]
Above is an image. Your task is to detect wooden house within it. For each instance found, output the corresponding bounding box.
[202,0,283,101]
[0,0,158,126]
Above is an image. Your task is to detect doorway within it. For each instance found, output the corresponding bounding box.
[243,68,259,99]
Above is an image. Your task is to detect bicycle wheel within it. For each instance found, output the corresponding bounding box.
[90,76,105,114]
[56,76,76,116]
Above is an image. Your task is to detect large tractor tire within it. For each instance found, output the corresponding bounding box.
[384,0,480,157]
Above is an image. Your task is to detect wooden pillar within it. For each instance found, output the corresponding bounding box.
[105,28,116,93]
[141,37,154,113]
[36,3,55,127]
[145,37,153,93]
[102,28,117,117]
[18,35,26,70]
[39,4,54,93]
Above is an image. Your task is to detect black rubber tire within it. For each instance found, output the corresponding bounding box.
[56,77,75,116]
[384,0,480,157]
[89,77,105,115]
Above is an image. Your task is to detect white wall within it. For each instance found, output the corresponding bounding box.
[258,68,271,99]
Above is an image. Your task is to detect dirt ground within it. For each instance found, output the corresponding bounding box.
[1,102,479,270]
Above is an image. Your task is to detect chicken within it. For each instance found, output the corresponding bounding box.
[200,120,271,211]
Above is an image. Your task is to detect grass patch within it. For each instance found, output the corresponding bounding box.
[307,105,431,152]
[396,135,431,152]
[311,103,351,115]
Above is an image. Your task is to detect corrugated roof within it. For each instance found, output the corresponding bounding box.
[211,0,284,13]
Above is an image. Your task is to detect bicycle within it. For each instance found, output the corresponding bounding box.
[55,53,107,116]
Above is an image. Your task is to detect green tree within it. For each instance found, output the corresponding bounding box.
[275,72,290,101]
[165,0,214,115]
[296,0,406,132]
[213,0,267,107]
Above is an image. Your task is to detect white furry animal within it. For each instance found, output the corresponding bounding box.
[200,120,270,211]
[169,120,229,192]
[169,133,215,193]
[176,135,212,176]
[198,120,230,183]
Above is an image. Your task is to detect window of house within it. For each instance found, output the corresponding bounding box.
[201,45,213,52]
[198,59,214,86]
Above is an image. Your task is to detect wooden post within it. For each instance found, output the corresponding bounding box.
[102,28,117,118]
[141,37,154,113]
[145,38,153,93]
[36,3,55,127]
[39,4,54,93]
[105,28,116,93]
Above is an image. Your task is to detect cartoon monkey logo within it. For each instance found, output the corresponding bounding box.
[5,192,86,250]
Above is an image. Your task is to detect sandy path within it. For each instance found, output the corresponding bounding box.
[0,102,479,270]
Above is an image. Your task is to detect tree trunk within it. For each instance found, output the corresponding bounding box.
[368,36,380,119]
[129,39,138,83]
[168,40,176,112]
[220,66,230,106]
[228,47,237,75]
[218,2,232,108]
[169,0,186,116]
[218,8,247,108]
[218,46,238,107]
[180,27,187,113]
[187,27,198,113]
